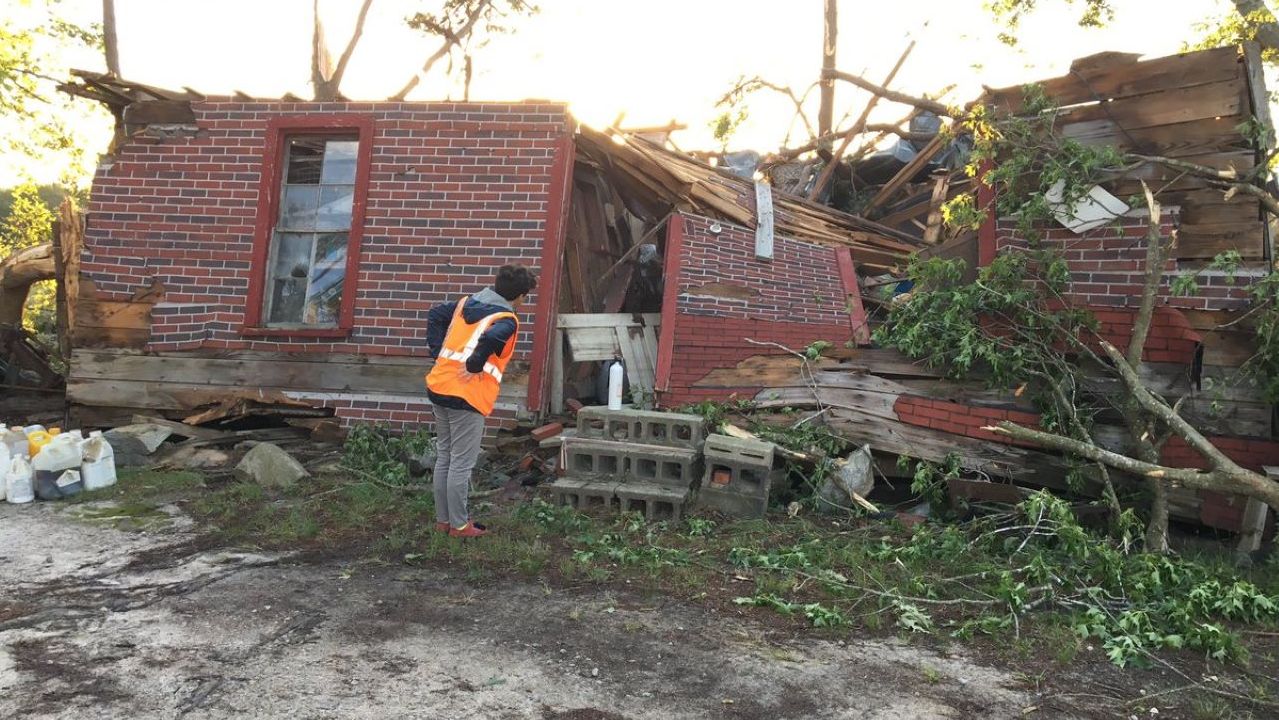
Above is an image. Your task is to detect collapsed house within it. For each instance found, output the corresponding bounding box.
[53,44,1276,534]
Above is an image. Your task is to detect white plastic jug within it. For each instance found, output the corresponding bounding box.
[2,426,27,459]
[0,441,8,501]
[6,456,34,504]
[22,425,46,437]
[81,434,117,491]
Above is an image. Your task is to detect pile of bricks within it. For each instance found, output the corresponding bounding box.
[546,407,778,521]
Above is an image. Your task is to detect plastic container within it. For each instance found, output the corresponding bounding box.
[607,358,625,410]
[0,441,8,501]
[22,425,46,436]
[6,456,34,504]
[81,433,117,492]
[32,434,84,500]
[3,426,28,459]
[27,430,54,458]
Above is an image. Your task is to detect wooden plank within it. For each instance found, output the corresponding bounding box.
[1242,42,1276,263]
[615,328,647,399]
[75,299,153,330]
[625,325,656,395]
[1066,115,1251,158]
[864,132,948,216]
[1054,79,1246,136]
[1237,497,1270,555]
[923,171,951,245]
[565,326,618,362]
[754,181,775,259]
[557,313,661,329]
[1176,221,1267,259]
[130,414,229,441]
[550,329,565,415]
[986,46,1242,112]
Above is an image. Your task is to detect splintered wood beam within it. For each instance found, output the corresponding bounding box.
[862,132,949,217]
[808,39,916,201]
[922,170,951,244]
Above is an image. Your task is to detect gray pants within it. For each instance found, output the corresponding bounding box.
[432,405,486,528]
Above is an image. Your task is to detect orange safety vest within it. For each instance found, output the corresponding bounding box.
[425,297,519,417]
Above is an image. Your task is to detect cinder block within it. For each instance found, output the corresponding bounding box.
[695,484,769,519]
[616,482,689,522]
[702,434,774,498]
[563,437,626,478]
[576,407,706,450]
[563,437,699,490]
[577,480,621,511]
[546,478,590,509]
[626,444,700,489]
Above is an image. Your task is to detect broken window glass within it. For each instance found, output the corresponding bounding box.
[263,136,359,328]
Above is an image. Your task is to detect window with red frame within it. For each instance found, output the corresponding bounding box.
[263,136,359,328]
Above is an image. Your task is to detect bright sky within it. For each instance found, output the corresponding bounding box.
[0,0,1251,186]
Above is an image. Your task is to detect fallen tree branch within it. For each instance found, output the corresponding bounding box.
[821,68,953,117]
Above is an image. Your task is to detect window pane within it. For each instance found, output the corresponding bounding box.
[321,140,359,184]
[316,185,354,231]
[304,233,348,326]
[280,185,319,230]
[266,232,314,325]
[285,138,326,184]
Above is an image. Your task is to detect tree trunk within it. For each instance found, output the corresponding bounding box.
[818,0,838,141]
[1126,186,1173,552]
[311,0,338,100]
[102,0,120,75]
[1232,0,1279,56]
[0,244,56,326]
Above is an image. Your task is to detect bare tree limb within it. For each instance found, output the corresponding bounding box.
[809,39,916,201]
[102,0,120,76]
[821,68,953,117]
[390,0,492,102]
[329,0,374,95]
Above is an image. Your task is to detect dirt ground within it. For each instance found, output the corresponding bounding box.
[0,498,1066,720]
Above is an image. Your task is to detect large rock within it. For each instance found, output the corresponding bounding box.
[103,424,173,467]
[817,445,875,513]
[234,442,309,490]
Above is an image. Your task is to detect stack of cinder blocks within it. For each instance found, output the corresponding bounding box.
[548,407,705,521]
[697,434,775,518]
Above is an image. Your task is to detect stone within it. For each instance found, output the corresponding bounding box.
[103,424,173,467]
[234,442,309,490]
[817,445,874,513]
[162,445,231,470]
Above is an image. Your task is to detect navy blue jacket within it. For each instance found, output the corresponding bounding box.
[426,291,518,414]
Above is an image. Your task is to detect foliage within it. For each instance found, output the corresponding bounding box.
[985,0,1114,45]
[342,423,435,486]
[1188,3,1279,63]
[404,0,539,94]
[1243,271,1279,403]
[710,107,748,151]
[0,0,107,183]
[728,491,1279,668]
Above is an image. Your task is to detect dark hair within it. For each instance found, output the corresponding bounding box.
[494,264,537,301]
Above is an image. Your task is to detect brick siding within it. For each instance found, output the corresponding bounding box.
[658,213,857,408]
[995,211,1262,312]
[82,100,570,428]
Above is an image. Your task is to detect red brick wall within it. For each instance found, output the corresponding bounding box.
[658,213,856,407]
[995,210,1260,312]
[82,100,570,428]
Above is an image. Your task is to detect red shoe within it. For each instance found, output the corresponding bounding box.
[449,522,489,538]
[434,521,450,533]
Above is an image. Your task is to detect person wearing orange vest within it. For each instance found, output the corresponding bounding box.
[425,264,537,538]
